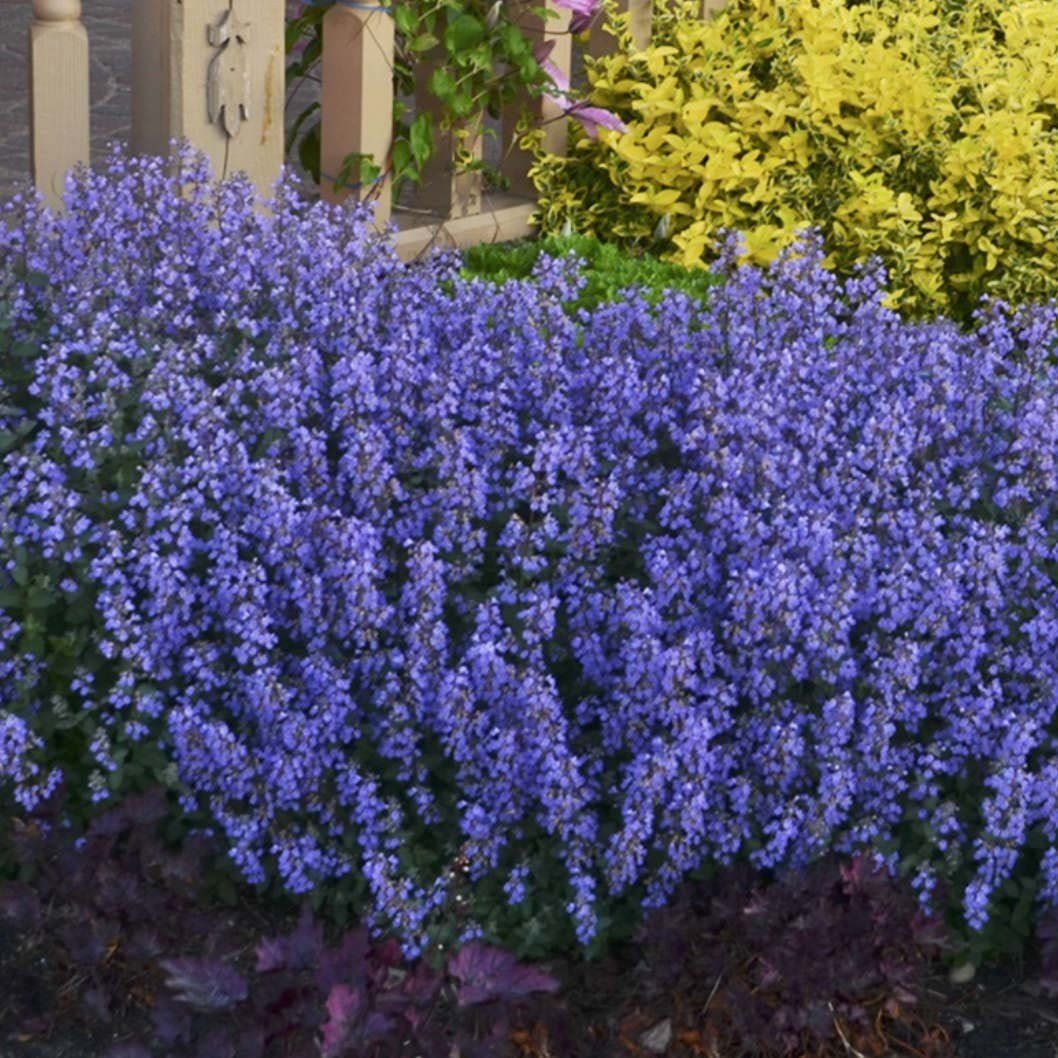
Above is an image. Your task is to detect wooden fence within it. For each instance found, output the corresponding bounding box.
[26,0,717,259]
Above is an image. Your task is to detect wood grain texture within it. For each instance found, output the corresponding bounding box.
[169,0,284,195]
[320,1,394,226]
[414,46,483,221]
[131,0,170,157]
[29,1,90,209]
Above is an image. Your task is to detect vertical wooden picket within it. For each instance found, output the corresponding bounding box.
[414,50,483,220]
[167,0,286,196]
[320,0,395,227]
[27,0,717,245]
[29,0,90,210]
[500,0,572,199]
[588,0,652,56]
[131,0,171,158]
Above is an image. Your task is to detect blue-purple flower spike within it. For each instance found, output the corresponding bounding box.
[3,147,1058,954]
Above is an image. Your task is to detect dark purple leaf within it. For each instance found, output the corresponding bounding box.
[315,925,370,993]
[60,918,109,966]
[412,1022,449,1056]
[1040,911,1058,999]
[368,937,403,975]
[401,962,444,1004]
[95,866,144,917]
[102,1045,152,1058]
[90,787,167,838]
[0,881,41,929]
[319,984,364,1058]
[363,1010,395,1040]
[158,834,212,890]
[401,1004,425,1032]
[909,909,952,952]
[839,854,889,900]
[459,1038,510,1058]
[125,926,164,960]
[1038,908,1058,943]
[82,985,112,1023]
[152,996,194,1045]
[234,1023,266,1058]
[10,818,48,869]
[288,905,325,968]
[160,956,249,1011]
[447,942,559,1008]
[255,935,288,973]
[374,939,402,969]
[89,791,167,837]
[123,786,169,826]
[251,974,322,1033]
[257,905,324,974]
[87,806,130,840]
[375,962,443,1017]
[195,1026,237,1058]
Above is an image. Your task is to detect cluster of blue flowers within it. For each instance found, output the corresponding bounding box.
[3,150,1058,954]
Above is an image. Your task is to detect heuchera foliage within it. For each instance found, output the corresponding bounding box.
[0,786,559,1058]
[614,855,951,1058]
[4,149,1058,958]
[0,785,953,1058]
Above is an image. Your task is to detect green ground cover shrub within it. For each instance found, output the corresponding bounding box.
[529,0,1058,320]
[460,234,720,311]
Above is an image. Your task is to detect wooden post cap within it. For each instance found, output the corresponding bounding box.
[32,0,83,21]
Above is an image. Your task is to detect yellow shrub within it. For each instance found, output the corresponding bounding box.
[528,0,1058,317]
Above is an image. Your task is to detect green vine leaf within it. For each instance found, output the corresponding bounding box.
[443,13,487,55]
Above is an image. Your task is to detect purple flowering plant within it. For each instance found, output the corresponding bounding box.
[3,149,1058,964]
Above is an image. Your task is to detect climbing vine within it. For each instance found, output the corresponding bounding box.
[285,0,618,199]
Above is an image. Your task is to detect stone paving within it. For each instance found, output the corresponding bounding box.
[0,0,134,199]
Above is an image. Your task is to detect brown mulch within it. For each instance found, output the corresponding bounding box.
[1,847,1057,1058]
[4,921,1058,1058]
[0,898,293,1058]
[926,966,1058,1058]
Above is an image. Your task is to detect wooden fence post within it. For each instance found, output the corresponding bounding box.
[151,0,285,197]
[29,0,90,210]
[320,0,395,228]
[132,0,171,158]
[500,0,572,199]
[589,0,652,56]
[414,50,483,220]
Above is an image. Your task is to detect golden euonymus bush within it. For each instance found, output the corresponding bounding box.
[528,0,1058,317]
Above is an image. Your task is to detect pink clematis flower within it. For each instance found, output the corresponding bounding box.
[534,39,571,92]
[562,102,628,139]
[534,40,627,139]
[554,0,601,33]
